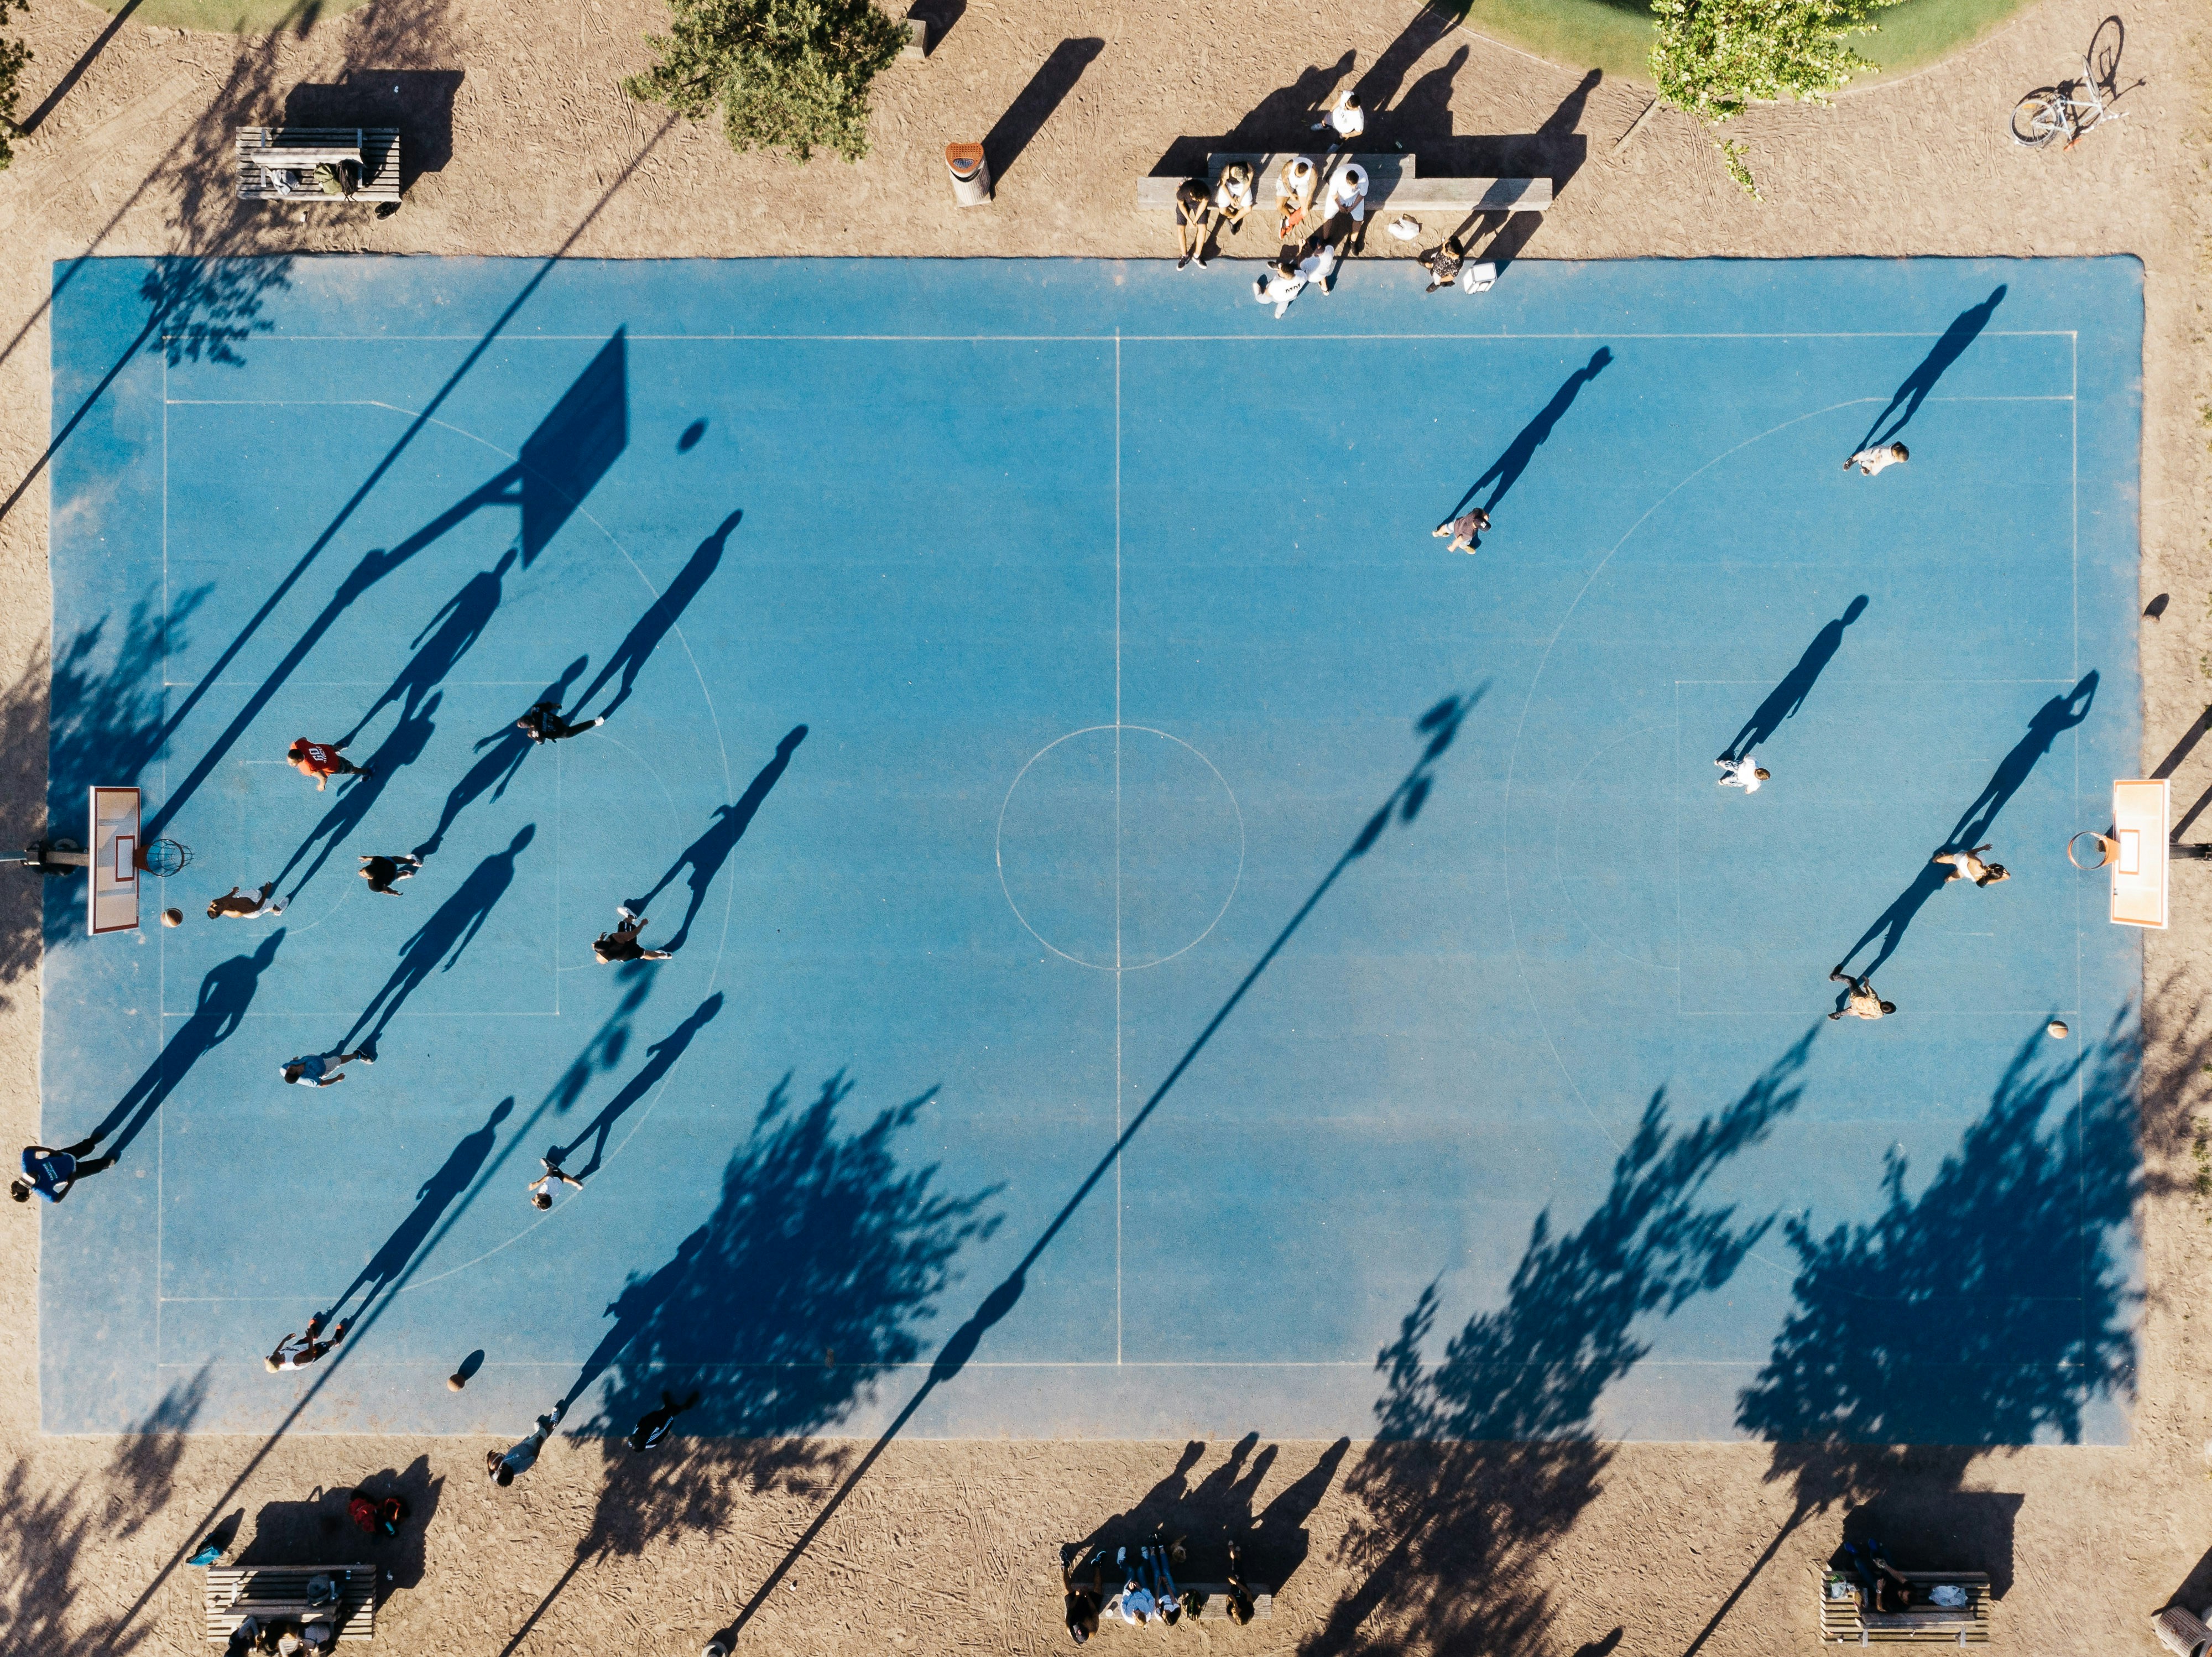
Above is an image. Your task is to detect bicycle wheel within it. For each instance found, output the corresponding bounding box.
[2088,15,2124,96]
[2010,90,2067,147]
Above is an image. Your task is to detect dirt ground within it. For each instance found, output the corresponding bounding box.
[1,0,2210,1650]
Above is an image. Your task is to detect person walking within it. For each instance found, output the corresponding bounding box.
[358,854,422,895]
[515,701,604,744]
[626,1389,701,1451]
[595,906,675,964]
[1433,507,1489,553]
[207,882,286,920]
[1843,442,1908,476]
[487,1404,562,1486]
[280,1048,374,1087]
[12,1135,117,1204]
[265,1314,349,1372]
[1716,753,1770,791]
[1933,844,2010,887]
[527,1155,583,1209]
[1313,87,1365,139]
[1828,970,1895,1021]
[1420,235,1466,294]
[287,738,371,790]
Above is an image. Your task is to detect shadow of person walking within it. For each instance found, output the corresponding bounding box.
[1445,348,1613,524]
[322,1098,514,1328]
[345,825,536,1051]
[95,932,286,1160]
[1721,597,1869,763]
[551,995,726,1180]
[1856,285,2007,451]
[626,726,807,951]
[415,659,588,860]
[279,692,441,898]
[571,512,738,725]
[341,549,518,746]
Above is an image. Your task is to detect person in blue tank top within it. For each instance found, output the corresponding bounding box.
[11,1134,117,1205]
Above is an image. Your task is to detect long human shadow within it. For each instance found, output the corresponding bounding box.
[1832,674,2096,981]
[1856,285,2007,451]
[1072,1436,1353,1587]
[494,1069,1004,1656]
[1446,349,1613,522]
[552,994,726,1180]
[980,38,1105,187]
[414,657,587,860]
[343,826,535,1050]
[1441,69,1601,270]
[1720,596,1867,763]
[93,933,286,1163]
[1300,1028,1818,1656]
[692,687,1484,1650]
[321,1098,513,1328]
[1149,51,1356,177]
[341,549,518,744]
[570,510,738,725]
[275,691,441,898]
[1677,1013,2156,1654]
[625,726,807,951]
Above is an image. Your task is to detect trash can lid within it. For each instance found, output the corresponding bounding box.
[945,142,985,178]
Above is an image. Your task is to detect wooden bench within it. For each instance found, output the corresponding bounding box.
[1098,1581,1274,1624]
[237,127,401,204]
[205,1564,376,1643]
[1135,151,1548,216]
[1817,1569,1991,1645]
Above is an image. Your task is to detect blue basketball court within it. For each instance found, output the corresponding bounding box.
[39,255,2142,1446]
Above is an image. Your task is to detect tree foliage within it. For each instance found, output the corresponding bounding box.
[1648,0,1898,195]
[624,0,905,164]
[0,0,30,174]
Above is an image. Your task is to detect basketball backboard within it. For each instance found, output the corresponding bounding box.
[2110,778,2168,929]
[89,785,139,935]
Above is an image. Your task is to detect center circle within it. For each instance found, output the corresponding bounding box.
[996,725,1245,971]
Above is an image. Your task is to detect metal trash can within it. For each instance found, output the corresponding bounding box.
[2154,1605,2211,1657]
[946,143,991,207]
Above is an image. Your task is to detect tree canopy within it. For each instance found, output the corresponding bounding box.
[625,0,906,164]
[0,0,31,174]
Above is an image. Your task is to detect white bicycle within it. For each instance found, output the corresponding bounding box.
[2011,17,2142,149]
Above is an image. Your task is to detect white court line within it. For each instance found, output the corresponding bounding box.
[1114,330,1123,1368]
[170,329,2084,344]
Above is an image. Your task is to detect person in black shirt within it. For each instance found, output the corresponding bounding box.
[627,1389,701,1452]
[595,905,674,963]
[516,701,604,744]
[358,853,422,895]
[1420,236,1465,294]
[1062,1551,1103,1644]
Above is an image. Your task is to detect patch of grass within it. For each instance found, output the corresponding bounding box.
[85,0,370,35]
[1438,0,2032,85]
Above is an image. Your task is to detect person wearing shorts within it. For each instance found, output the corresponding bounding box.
[1172,179,1211,270]
[208,882,286,920]
[288,739,370,791]
[281,1049,373,1087]
[594,905,674,963]
[1433,507,1489,553]
[515,702,604,744]
[1844,442,1908,476]
[266,1314,349,1371]
[358,854,422,895]
[11,1136,117,1204]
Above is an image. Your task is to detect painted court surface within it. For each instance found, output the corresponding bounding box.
[41,256,2141,1446]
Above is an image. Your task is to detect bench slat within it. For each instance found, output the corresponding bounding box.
[206,1565,375,1643]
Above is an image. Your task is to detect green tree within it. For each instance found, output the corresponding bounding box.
[1648,0,1899,197]
[625,0,906,164]
[0,0,30,174]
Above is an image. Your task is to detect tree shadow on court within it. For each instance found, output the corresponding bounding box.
[415,657,588,860]
[1856,286,2007,451]
[1720,596,1868,763]
[343,825,535,1051]
[1833,674,2095,980]
[1444,348,1613,526]
[341,549,518,744]
[1300,1027,1817,1656]
[92,932,287,1163]
[494,1070,1002,1653]
[570,509,738,725]
[320,1098,514,1330]
[277,691,441,898]
[625,726,807,952]
[551,994,725,1180]
[1675,1009,2157,1654]
[228,1456,442,1591]
[1070,1435,1354,1590]
[0,1366,208,1654]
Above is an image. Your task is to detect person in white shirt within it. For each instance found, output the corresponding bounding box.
[1274,156,1318,243]
[1313,88,1365,138]
[265,1314,349,1372]
[1715,754,1770,791]
[1204,161,1255,247]
[1253,257,1307,318]
[1933,844,2009,887]
[1828,970,1894,1020]
[1844,441,1908,475]
[486,1403,562,1486]
[526,1155,584,1209]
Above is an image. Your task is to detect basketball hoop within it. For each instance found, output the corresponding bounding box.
[2067,831,2117,871]
[138,838,192,878]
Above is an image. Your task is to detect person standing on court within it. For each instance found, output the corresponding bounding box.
[287,738,371,790]
[1828,970,1895,1021]
[488,1404,562,1486]
[358,853,422,895]
[1716,754,1770,791]
[1420,236,1466,294]
[1313,87,1365,139]
[1934,844,2010,887]
[11,1135,117,1205]
[265,1314,349,1372]
[1843,442,1908,476]
[594,905,674,963]
[515,701,604,744]
[527,1155,583,1208]
[280,1047,374,1087]
[1433,507,1489,553]
[208,882,286,920]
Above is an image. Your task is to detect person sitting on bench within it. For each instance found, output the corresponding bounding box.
[1274,155,1318,244]
[1851,1540,1914,1612]
[1172,179,1211,271]
[1225,1539,1256,1625]
[1062,1551,1103,1644]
